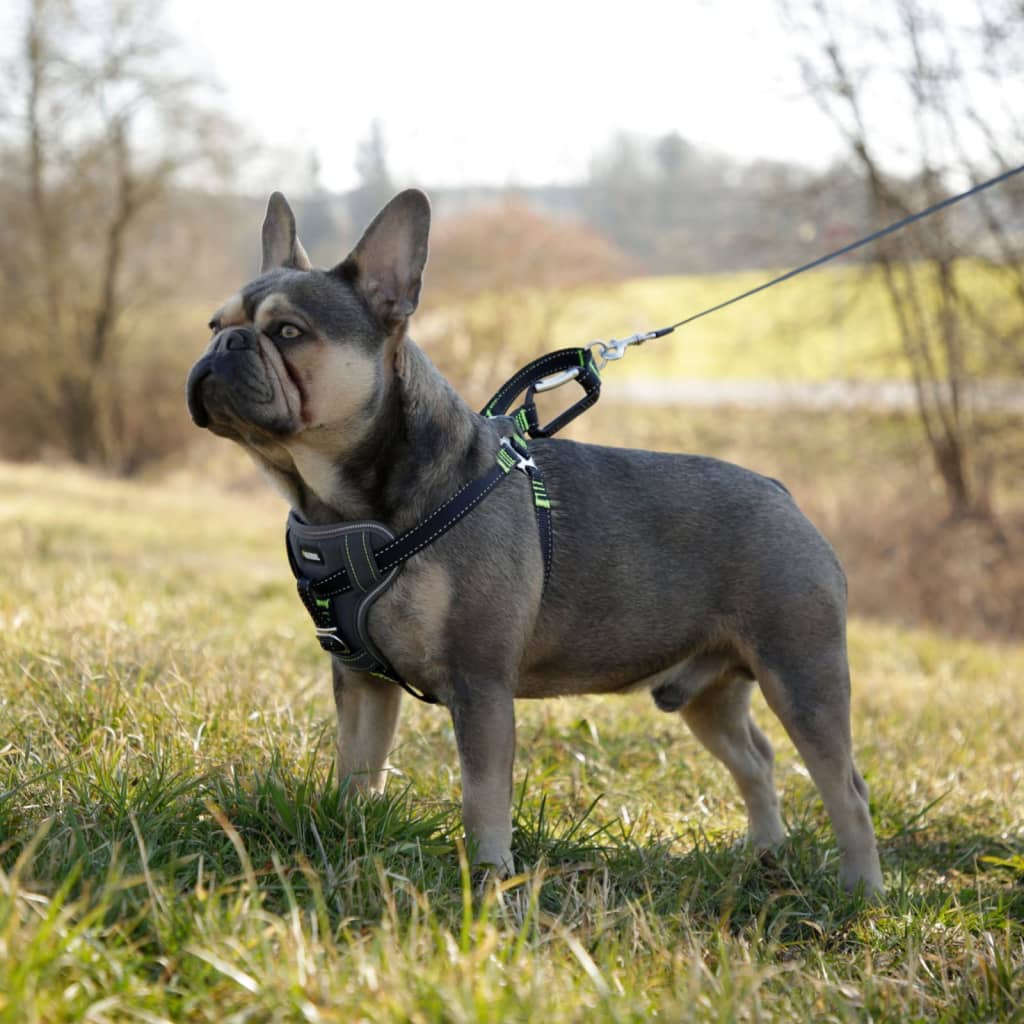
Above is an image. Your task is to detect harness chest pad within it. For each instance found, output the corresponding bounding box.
[286,513,403,682]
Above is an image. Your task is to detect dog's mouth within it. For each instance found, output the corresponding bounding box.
[186,330,304,434]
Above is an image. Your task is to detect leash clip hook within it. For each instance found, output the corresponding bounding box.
[587,331,657,370]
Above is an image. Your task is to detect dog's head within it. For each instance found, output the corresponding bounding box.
[186,190,430,456]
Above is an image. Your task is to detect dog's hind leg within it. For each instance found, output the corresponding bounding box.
[332,662,403,795]
[680,673,787,850]
[757,655,883,897]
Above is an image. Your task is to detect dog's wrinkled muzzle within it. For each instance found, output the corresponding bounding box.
[186,327,272,428]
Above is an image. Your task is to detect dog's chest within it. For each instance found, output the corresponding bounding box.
[287,444,371,516]
[366,559,453,687]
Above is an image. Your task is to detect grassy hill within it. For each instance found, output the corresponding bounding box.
[419,260,1023,388]
[1,461,1022,1022]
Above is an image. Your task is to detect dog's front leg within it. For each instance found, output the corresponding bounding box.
[450,683,516,874]
[332,660,402,795]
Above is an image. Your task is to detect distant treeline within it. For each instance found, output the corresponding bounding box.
[271,133,1023,277]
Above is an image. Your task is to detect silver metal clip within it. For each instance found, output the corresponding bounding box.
[587,331,658,370]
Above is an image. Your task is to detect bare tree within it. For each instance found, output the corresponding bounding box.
[0,0,233,472]
[784,0,1024,518]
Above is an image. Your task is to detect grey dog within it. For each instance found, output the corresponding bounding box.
[186,189,884,897]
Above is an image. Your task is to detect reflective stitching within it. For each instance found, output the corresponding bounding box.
[344,534,366,593]
[377,471,507,570]
[363,532,378,580]
[376,470,497,558]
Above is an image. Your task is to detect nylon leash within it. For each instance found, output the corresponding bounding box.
[569,161,1024,377]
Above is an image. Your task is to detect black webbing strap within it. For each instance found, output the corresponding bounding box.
[497,433,554,586]
[481,347,602,438]
[531,471,554,586]
[308,445,518,600]
[373,433,554,584]
[373,463,510,577]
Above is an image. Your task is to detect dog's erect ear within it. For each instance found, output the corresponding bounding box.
[261,192,313,272]
[336,189,430,328]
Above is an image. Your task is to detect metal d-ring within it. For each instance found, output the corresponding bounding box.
[532,367,581,392]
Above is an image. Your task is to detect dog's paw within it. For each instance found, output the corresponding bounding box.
[471,861,512,887]
[471,864,510,904]
[840,860,885,902]
[747,821,787,853]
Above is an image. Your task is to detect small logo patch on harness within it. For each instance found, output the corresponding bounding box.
[299,547,324,563]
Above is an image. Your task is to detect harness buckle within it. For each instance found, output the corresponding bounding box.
[314,625,350,655]
[500,436,537,474]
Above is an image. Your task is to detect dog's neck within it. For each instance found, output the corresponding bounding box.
[268,339,492,529]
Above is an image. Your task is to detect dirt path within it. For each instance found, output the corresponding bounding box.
[604,377,1024,412]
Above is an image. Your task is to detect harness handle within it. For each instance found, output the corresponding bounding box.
[481,347,602,438]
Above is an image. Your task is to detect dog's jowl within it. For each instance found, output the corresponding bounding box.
[186,189,884,898]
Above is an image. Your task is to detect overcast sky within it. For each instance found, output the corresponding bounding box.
[162,0,845,192]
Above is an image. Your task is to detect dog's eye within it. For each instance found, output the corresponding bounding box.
[278,324,303,340]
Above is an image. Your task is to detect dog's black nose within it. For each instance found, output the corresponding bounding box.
[222,327,256,351]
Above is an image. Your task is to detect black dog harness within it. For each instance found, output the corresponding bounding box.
[286,347,603,704]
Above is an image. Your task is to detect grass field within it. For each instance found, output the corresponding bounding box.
[1,460,1023,1022]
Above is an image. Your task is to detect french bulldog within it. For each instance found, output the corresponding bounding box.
[186,189,883,897]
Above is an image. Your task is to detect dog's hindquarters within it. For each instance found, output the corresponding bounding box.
[663,583,882,894]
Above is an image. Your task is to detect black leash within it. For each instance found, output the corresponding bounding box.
[647,162,1024,343]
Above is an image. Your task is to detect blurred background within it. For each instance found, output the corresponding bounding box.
[0,0,1021,639]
